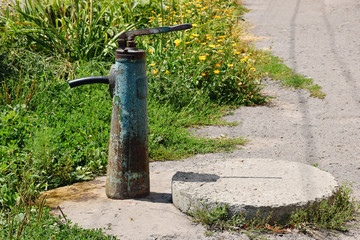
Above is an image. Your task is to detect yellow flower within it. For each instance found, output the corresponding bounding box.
[152,70,158,74]
[214,16,221,19]
[215,63,221,67]
[240,58,246,62]
[206,35,212,40]
[150,63,155,67]
[166,70,170,74]
[219,36,226,39]
[250,68,256,71]
[174,39,181,46]
[214,70,220,74]
[227,64,233,67]
[209,44,216,48]
[218,50,223,53]
[234,51,240,55]
[190,36,194,39]
[192,33,200,37]
[232,43,237,47]
[201,73,206,76]
[185,41,191,44]
[199,55,206,61]
[192,23,198,27]
[148,49,153,53]
[202,43,207,45]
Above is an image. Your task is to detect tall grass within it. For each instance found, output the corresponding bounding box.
[0,0,268,238]
[0,0,160,61]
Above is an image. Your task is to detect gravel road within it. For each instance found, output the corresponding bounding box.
[55,0,360,239]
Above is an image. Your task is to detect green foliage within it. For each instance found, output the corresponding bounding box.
[1,205,118,239]
[290,184,360,232]
[191,184,359,237]
[254,53,326,98]
[143,0,266,109]
[148,100,248,160]
[0,0,319,238]
[0,0,161,61]
[191,204,233,231]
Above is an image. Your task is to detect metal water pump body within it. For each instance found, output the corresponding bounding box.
[68,24,192,199]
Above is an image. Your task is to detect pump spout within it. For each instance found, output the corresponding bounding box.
[68,76,110,88]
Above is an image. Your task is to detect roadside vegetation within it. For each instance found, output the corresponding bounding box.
[1,0,327,238]
[192,184,359,239]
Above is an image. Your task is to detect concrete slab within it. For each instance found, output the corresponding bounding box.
[44,157,338,239]
[172,158,338,223]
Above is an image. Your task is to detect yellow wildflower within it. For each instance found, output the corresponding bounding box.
[214,70,220,74]
[190,36,194,39]
[218,50,223,53]
[209,44,216,48]
[234,51,240,55]
[215,63,221,67]
[232,43,237,47]
[152,70,158,74]
[214,16,221,19]
[149,63,155,67]
[148,49,153,53]
[192,24,198,27]
[174,39,181,46]
[250,68,256,71]
[166,70,170,74]
[228,64,233,67]
[240,58,246,62]
[199,55,206,61]
[201,73,206,76]
[185,41,191,44]
[192,33,200,37]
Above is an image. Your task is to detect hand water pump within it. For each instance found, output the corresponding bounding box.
[68,24,192,199]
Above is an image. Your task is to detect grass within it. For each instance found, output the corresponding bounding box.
[254,53,326,98]
[0,0,331,239]
[191,184,359,238]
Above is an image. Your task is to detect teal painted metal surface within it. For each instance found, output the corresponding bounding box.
[106,57,150,199]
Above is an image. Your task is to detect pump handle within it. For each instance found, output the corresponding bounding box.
[119,23,192,41]
[68,76,110,88]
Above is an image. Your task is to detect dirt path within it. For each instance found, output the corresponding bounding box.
[192,0,360,238]
[241,0,360,199]
[54,1,360,239]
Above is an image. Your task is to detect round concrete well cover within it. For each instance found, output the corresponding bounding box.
[171,158,338,222]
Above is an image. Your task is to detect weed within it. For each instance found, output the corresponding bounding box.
[191,184,359,237]
[290,183,360,232]
[254,53,326,99]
